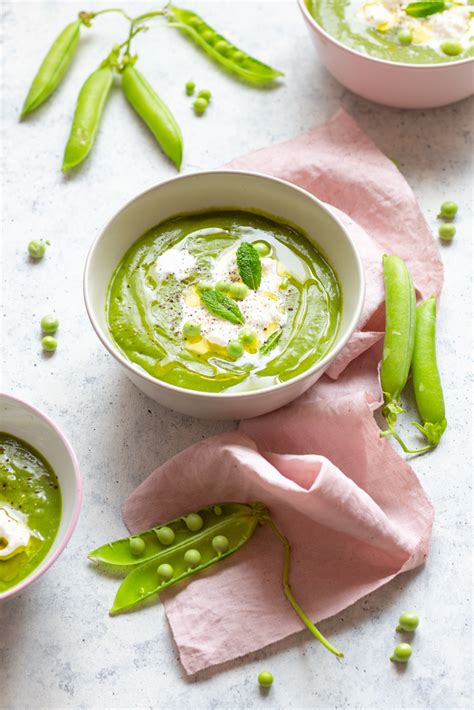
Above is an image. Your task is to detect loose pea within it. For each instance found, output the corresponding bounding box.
[41,314,59,333]
[215,280,231,293]
[129,537,145,557]
[252,241,271,257]
[214,40,232,56]
[157,563,174,581]
[28,240,46,259]
[439,223,456,241]
[185,513,203,532]
[396,612,420,632]
[390,643,412,663]
[227,340,244,359]
[398,29,413,45]
[438,201,458,219]
[183,321,201,338]
[41,336,57,352]
[156,526,175,545]
[440,40,463,56]
[228,282,249,300]
[184,549,202,569]
[185,80,195,96]
[212,535,229,554]
[193,97,208,115]
[239,329,256,346]
[258,671,273,687]
[197,88,212,101]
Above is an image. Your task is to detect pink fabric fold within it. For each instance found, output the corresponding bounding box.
[123,109,441,675]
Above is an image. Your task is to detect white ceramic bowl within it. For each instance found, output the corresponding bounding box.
[84,170,364,420]
[0,393,82,601]
[298,0,474,108]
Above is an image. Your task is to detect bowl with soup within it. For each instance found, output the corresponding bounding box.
[0,393,82,600]
[84,171,364,420]
[298,0,474,107]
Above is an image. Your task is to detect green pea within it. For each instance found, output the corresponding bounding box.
[188,17,202,29]
[28,240,46,259]
[212,535,229,554]
[41,314,59,334]
[184,549,202,569]
[239,329,256,346]
[396,611,420,632]
[439,223,456,241]
[438,201,458,219]
[185,80,195,96]
[227,340,244,359]
[197,88,212,101]
[214,40,232,56]
[213,505,222,515]
[193,97,208,115]
[201,29,215,44]
[156,526,175,545]
[41,336,57,352]
[398,29,413,45]
[252,241,271,257]
[157,563,174,581]
[440,40,463,56]
[390,643,412,663]
[232,50,246,63]
[183,321,201,338]
[216,280,231,293]
[185,513,203,532]
[228,282,249,300]
[258,671,273,687]
[129,537,145,557]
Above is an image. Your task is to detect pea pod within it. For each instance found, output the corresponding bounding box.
[62,48,118,172]
[411,297,447,446]
[121,59,183,169]
[21,18,84,119]
[166,5,283,85]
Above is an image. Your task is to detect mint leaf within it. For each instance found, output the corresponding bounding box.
[200,288,245,325]
[260,329,282,355]
[236,242,262,290]
[404,1,445,17]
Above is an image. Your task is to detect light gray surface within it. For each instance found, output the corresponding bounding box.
[0,2,472,708]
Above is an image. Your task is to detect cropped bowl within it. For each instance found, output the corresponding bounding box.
[297,0,474,108]
[0,393,82,601]
[84,170,364,420]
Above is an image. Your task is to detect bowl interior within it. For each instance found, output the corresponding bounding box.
[0,395,81,597]
[85,171,363,390]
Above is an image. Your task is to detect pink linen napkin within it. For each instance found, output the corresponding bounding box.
[123,109,441,675]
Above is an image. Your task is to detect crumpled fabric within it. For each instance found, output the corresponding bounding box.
[123,109,441,675]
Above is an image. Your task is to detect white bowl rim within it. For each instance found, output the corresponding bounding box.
[0,392,82,601]
[297,0,474,70]
[84,169,365,401]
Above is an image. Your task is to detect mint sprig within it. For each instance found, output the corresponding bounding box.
[260,329,282,355]
[236,242,262,290]
[404,1,445,17]
[200,288,245,325]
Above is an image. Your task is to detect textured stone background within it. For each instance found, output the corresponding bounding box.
[1,1,472,708]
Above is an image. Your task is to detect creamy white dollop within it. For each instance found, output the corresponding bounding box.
[0,505,31,560]
[155,248,196,281]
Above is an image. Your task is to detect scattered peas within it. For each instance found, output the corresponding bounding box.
[28,239,46,259]
[252,241,271,257]
[396,611,420,632]
[212,535,229,554]
[215,280,231,293]
[183,321,201,338]
[185,80,195,96]
[41,314,59,333]
[193,97,208,115]
[439,223,456,241]
[258,671,274,687]
[156,526,175,545]
[184,549,202,569]
[239,329,256,346]
[157,563,174,581]
[390,643,412,663]
[185,513,203,532]
[228,282,249,300]
[41,336,57,352]
[440,40,463,56]
[227,340,244,359]
[197,88,212,101]
[398,29,413,45]
[129,537,145,557]
[438,201,458,219]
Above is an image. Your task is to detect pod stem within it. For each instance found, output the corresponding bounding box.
[264,515,344,658]
[380,427,433,455]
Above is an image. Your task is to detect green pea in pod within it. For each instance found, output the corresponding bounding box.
[20,16,89,119]
[62,47,119,172]
[120,57,183,170]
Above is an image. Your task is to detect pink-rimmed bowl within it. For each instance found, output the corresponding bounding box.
[0,393,82,601]
[297,0,474,108]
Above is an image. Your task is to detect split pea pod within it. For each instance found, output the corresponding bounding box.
[21,18,84,119]
[411,296,447,446]
[166,5,283,84]
[62,48,118,172]
[121,59,183,169]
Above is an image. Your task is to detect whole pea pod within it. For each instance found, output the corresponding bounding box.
[411,296,447,446]
[121,58,183,169]
[89,501,343,657]
[20,16,89,119]
[62,48,119,172]
[166,5,283,84]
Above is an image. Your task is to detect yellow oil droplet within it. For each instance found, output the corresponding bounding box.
[186,338,210,355]
[263,291,278,301]
[264,322,279,337]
